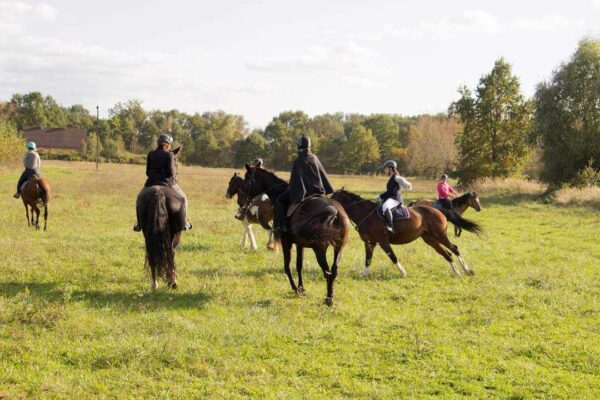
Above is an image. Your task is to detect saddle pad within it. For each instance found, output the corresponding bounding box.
[377,205,410,221]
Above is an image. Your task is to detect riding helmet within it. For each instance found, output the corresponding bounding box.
[383,160,397,169]
[253,158,264,168]
[296,134,311,150]
[27,141,37,150]
[157,134,174,145]
[440,174,448,180]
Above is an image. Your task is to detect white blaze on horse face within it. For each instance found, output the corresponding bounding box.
[396,262,407,277]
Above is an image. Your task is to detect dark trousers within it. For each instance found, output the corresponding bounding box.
[275,190,290,230]
[438,198,452,210]
[17,168,40,192]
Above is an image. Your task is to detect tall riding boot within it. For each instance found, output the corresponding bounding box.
[385,209,395,233]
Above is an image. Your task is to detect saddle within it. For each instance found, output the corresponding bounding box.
[376,204,410,221]
[287,195,321,218]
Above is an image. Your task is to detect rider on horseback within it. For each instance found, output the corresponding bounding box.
[14,141,41,199]
[437,173,457,210]
[133,134,192,232]
[275,134,334,233]
[377,160,412,233]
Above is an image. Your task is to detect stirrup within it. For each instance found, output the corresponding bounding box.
[133,223,141,232]
[13,192,20,199]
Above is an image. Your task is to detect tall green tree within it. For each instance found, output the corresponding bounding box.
[450,58,532,184]
[534,38,600,186]
[234,129,268,167]
[264,111,310,169]
[341,126,380,173]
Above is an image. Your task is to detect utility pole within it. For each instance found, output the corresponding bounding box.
[96,106,99,171]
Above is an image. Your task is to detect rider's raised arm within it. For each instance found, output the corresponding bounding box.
[395,175,412,190]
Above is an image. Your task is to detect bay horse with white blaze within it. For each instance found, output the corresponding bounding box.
[225,172,277,251]
[21,176,50,231]
[410,192,481,236]
[242,165,350,306]
[331,189,481,277]
[136,186,186,290]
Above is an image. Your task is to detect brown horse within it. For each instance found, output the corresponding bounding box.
[331,189,481,277]
[243,165,350,306]
[21,176,50,231]
[136,186,186,290]
[225,172,277,251]
[410,192,481,236]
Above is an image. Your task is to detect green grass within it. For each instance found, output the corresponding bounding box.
[1,161,599,399]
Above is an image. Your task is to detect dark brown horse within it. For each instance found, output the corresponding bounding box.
[225,172,276,250]
[332,189,481,277]
[410,192,482,236]
[21,176,50,231]
[136,186,186,290]
[243,165,350,306]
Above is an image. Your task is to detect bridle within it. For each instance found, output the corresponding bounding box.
[333,191,376,232]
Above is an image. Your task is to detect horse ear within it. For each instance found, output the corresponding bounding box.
[245,163,251,172]
[172,146,181,155]
[472,191,478,197]
[234,172,238,177]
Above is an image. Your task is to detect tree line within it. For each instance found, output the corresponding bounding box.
[1,38,599,188]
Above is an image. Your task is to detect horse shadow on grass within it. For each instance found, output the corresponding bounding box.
[0,281,211,311]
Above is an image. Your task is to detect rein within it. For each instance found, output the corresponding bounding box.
[334,192,376,232]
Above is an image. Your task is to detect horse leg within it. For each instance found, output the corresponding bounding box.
[421,232,461,276]
[313,246,334,306]
[455,226,462,237]
[437,234,473,276]
[43,204,48,231]
[172,232,182,249]
[266,229,277,252]
[361,241,376,277]
[248,224,258,250]
[379,240,407,277]
[147,256,158,291]
[240,220,249,247]
[34,206,40,230]
[296,246,305,296]
[281,237,298,293]
[24,203,30,227]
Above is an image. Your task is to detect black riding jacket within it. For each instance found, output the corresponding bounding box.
[144,147,177,187]
[288,151,334,204]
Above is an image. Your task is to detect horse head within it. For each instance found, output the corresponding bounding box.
[469,191,482,212]
[225,172,243,199]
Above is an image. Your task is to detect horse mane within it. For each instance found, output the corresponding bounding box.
[336,189,376,207]
[452,192,471,207]
[254,167,287,184]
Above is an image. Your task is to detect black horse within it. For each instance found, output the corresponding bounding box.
[243,165,350,306]
[136,186,186,290]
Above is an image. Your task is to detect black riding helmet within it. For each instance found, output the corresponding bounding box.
[157,134,174,146]
[383,160,397,169]
[296,134,311,150]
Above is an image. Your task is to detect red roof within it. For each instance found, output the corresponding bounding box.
[23,127,87,150]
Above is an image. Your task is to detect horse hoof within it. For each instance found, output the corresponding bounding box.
[296,287,306,297]
[466,270,475,276]
[324,297,333,307]
[168,282,178,289]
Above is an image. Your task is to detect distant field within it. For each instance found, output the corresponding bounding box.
[0,161,599,399]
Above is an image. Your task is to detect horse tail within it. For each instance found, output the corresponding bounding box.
[438,208,482,236]
[37,177,50,205]
[143,189,174,279]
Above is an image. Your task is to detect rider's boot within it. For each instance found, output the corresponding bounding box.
[13,192,20,199]
[385,209,395,233]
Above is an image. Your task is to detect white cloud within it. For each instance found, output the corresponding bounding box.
[0,0,56,35]
[385,10,500,40]
[0,1,276,115]
[513,15,584,31]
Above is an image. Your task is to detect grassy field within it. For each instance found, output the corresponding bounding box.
[0,161,599,399]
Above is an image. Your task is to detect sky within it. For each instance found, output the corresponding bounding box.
[0,0,599,128]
